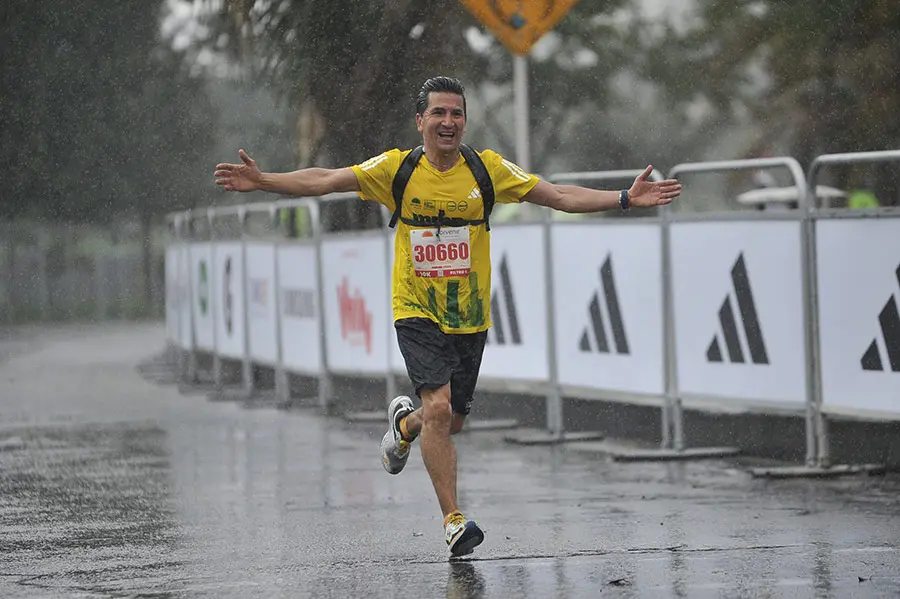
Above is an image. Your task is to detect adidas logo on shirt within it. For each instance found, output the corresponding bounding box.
[468,186,481,200]
[359,153,389,171]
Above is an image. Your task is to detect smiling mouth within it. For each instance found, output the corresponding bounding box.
[438,131,456,140]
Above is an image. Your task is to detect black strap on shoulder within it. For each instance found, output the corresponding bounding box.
[389,143,495,230]
[458,143,495,231]
[389,146,424,228]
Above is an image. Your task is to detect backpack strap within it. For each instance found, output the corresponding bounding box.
[458,143,496,231]
[389,146,424,228]
[388,143,495,230]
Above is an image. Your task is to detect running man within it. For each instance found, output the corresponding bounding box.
[214,76,681,557]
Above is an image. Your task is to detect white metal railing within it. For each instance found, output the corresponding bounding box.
[163,151,900,472]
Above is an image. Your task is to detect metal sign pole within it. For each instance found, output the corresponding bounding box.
[513,55,531,174]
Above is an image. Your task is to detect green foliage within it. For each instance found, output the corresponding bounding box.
[193,0,487,165]
[190,0,641,174]
[637,0,900,164]
[1,0,218,223]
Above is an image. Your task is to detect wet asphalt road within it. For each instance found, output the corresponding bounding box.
[0,323,899,598]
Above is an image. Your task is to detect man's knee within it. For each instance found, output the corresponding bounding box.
[421,384,453,427]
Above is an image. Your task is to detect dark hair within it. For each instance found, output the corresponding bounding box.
[415,76,466,116]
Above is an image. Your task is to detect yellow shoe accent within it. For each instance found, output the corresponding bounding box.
[399,416,412,442]
[444,510,465,529]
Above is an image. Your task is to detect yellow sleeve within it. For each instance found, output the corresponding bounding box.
[480,149,540,205]
[350,149,405,212]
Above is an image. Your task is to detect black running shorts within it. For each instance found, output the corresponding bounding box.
[394,317,488,415]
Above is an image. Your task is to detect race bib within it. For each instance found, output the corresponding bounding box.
[410,226,471,278]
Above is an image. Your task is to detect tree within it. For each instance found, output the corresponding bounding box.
[635,0,900,204]
[2,0,218,319]
[188,0,651,179]
[1,0,217,224]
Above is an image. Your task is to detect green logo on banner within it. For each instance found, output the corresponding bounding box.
[198,261,208,315]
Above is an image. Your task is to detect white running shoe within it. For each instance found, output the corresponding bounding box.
[445,512,485,557]
[380,395,415,475]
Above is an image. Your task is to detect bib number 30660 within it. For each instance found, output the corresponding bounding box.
[410,226,471,278]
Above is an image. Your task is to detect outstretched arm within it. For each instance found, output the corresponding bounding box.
[522,165,681,213]
[214,149,360,196]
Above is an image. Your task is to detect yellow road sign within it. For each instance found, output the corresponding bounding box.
[459,0,581,55]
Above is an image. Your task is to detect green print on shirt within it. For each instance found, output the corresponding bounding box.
[427,286,440,319]
[466,272,485,328]
[446,281,461,329]
[423,272,485,329]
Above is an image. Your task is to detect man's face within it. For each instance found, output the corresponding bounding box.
[416,92,466,152]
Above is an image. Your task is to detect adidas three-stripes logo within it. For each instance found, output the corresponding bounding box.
[861,264,900,372]
[706,253,769,365]
[487,255,521,345]
[579,255,629,354]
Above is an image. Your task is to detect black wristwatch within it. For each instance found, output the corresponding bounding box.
[619,189,630,211]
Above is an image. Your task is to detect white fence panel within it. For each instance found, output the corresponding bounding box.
[278,244,322,374]
[190,243,215,351]
[551,222,664,395]
[246,243,278,365]
[321,236,390,374]
[816,218,900,416]
[480,224,549,382]
[670,221,806,407]
[386,235,408,375]
[213,242,246,360]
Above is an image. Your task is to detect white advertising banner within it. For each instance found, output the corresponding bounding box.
[213,242,246,360]
[245,243,278,365]
[278,244,322,374]
[321,235,390,374]
[190,243,215,351]
[480,224,549,382]
[670,221,806,407]
[177,244,192,349]
[816,218,900,416]
[551,223,664,395]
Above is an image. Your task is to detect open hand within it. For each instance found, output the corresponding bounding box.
[628,165,682,207]
[215,149,263,192]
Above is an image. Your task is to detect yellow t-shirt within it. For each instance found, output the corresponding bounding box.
[351,148,540,334]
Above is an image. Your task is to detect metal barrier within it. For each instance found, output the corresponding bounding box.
[507,168,668,447]
[665,158,811,463]
[804,150,900,471]
[161,151,900,472]
[272,197,327,407]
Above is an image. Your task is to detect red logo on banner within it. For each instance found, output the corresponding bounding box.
[337,277,372,354]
